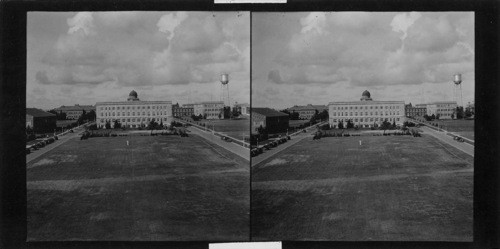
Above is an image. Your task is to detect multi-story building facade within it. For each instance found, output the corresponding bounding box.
[193,101,225,119]
[172,103,194,118]
[405,103,427,118]
[288,104,328,120]
[426,101,457,119]
[53,104,95,119]
[95,91,173,129]
[328,90,405,128]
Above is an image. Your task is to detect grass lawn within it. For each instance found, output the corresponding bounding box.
[289,120,310,127]
[251,135,473,241]
[27,135,249,241]
[208,118,249,140]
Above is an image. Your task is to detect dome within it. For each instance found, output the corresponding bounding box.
[360,90,372,101]
[362,90,371,98]
[127,90,140,101]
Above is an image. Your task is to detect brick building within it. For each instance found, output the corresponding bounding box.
[251,108,289,134]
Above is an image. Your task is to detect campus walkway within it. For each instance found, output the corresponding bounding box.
[188,126,249,161]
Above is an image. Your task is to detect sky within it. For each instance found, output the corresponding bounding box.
[252,12,474,110]
[27,11,250,110]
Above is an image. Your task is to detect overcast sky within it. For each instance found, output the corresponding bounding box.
[252,12,474,110]
[27,12,250,110]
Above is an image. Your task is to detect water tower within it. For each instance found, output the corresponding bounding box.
[453,74,463,108]
[220,73,230,107]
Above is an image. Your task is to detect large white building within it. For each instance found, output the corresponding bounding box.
[426,101,457,119]
[328,90,405,128]
[96,91,173,128]
[193,101,225,119]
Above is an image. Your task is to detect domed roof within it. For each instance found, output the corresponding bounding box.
[129,90,138,98]
[362,90,371,97]
[127,90,140,101]
[360,90,373,101]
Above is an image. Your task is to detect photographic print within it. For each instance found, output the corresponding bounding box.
[26,11,250,241]
[251,12,474,241]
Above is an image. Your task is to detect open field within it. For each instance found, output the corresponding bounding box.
[209,117,249,140]
[27,135,249,241]
[251,135,473,241]
[289,120,310,127]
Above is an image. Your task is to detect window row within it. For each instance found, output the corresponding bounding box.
[99,105,169,111]
[100,111,168,117]
[332,111,401,116]
[332,105,401,110]
[332,117,400,123]
[100,117,168,123]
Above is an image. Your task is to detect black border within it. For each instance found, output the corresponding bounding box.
[1,0,499,249]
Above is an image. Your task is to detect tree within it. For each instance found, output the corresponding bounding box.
[290,111,300,120]
[431,114,436,120]
[338,120,344,129]
[113,120,121,129]
[318,110,329,121]
[105,121,111,129]
[149,119,158,130]
[346,119,354,129]
[223,106,231,119]
[86,110,96,121]
[436,114,440,120]
[392,121,396,129]
[231,108,241,118]
[191,114,201,121]
[455,106,464,119]
[380,120,392,131]
[159,120,164,129]
[464,108,472,118]
[451,113,455,119]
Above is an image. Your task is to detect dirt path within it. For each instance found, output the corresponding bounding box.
[253,168,473,191]
[27,168,248,191]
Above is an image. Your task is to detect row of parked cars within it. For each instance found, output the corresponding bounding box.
[251,136,290,157]
[26,135,58,154]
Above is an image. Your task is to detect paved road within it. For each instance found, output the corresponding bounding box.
[420,126,474,157]
[188,126,249,161]
[26,126,86,164]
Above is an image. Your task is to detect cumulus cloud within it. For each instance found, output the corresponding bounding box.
[157,12,188,39]
[268,70,283,84]
[252,12,474,109]
[67,12,95,35]
[34,12,249,87]
[391,12,422,41]
[264,12,473,87]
